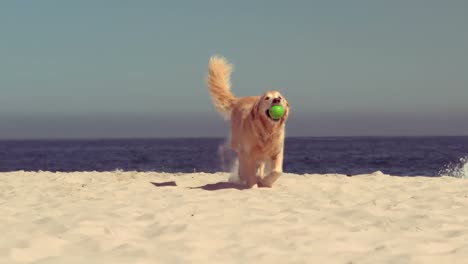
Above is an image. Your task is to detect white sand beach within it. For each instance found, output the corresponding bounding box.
[1,171,468,264]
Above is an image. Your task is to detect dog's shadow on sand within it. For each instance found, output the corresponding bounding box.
[189,182,246,191]
[150,181,246,191]
[150,181,177,187]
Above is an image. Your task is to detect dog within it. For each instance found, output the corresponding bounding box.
[207,56,290,188]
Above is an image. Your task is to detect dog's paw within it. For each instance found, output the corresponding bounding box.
[257,181,272,188]
[258,171,282,188]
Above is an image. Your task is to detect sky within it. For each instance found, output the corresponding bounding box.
[1,0,467,138]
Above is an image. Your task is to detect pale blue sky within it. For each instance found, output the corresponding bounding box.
[1,0,467,138]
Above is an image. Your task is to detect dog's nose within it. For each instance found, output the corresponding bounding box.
[272,98,281,104]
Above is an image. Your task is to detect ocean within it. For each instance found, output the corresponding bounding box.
[0,137,467,177]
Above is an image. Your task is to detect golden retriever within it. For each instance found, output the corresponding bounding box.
[206,56,290,188]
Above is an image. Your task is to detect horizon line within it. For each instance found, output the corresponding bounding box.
[1,134,468,141]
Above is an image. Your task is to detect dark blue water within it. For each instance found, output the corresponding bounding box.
[0,137,467,176]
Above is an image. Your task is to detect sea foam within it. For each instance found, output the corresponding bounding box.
[439,156,468,179]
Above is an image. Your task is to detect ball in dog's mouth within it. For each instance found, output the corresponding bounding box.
[266,105,285,121]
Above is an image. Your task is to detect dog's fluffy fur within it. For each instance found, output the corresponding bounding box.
[207,56,290,188]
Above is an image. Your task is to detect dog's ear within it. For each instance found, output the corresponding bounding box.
[280,100,290,124]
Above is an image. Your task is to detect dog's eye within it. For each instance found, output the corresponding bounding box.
[265,97,270,100]
[278,96,282,99]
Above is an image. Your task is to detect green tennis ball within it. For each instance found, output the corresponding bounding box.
[269,105,285,119]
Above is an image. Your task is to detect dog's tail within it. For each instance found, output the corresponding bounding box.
[207,56,236,119]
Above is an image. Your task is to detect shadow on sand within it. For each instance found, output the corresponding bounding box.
[150,181,246,191]
[189,182,246,191]
[150,181,177,187]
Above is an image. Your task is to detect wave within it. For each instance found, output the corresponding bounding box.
[439,156,468,178]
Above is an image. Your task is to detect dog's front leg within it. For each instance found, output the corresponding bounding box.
[258,150,283,188]
[239,154,257,188]
[256,162,265,181]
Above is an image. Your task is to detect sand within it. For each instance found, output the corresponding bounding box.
[1,171,468,264]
